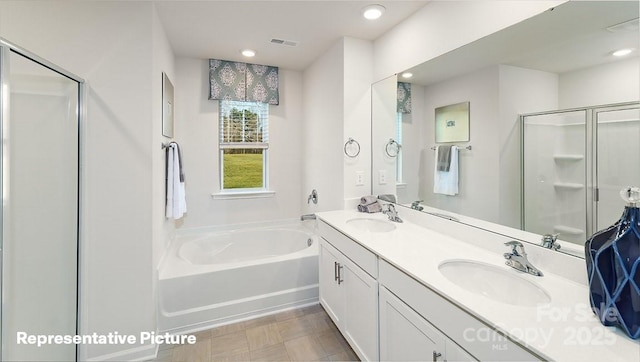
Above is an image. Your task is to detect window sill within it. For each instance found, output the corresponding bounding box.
[212,190,276,200]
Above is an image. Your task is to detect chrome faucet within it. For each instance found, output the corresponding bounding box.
[410,200,424,211]
[503,241,543,276]
[383,204,403,223]
[541,234,561,251]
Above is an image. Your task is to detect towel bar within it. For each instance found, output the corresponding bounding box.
[431,145,472,151]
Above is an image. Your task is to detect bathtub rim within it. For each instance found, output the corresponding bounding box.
[158,218,318,280]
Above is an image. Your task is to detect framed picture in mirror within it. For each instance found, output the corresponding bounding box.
[435,101,469,143]
[162,72,174,138]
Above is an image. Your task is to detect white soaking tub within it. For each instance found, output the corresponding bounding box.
[158,219,319,334]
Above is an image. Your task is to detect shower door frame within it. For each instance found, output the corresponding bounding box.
[520,101,640,243]
[0,38,85,361]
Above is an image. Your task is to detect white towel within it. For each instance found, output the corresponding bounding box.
[166,143,187,219]
[433,145,459,195]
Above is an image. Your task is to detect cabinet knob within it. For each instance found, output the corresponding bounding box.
[433,351,442,361]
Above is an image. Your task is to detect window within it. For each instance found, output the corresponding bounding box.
[219,100,269,191]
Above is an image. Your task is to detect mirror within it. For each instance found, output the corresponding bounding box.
[372,1,639,257]
[162,72,175,138]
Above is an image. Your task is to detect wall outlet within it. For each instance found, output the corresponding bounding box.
[379,170,387,185]
[355,171,364,186]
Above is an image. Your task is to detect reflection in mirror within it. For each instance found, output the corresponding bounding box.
[371,1,639,257]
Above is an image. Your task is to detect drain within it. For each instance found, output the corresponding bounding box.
[307,238,313,246]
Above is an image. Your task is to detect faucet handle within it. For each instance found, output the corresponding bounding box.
[542,234,558,242]
[504,240,524,255]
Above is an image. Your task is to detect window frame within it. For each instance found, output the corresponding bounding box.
[215,100,272,198]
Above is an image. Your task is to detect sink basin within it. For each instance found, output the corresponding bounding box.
[346,218,396,233]
[438,260,551,307]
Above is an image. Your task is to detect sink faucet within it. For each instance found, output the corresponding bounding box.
[383,204,403,223]
[503,241,543,276]
[540,234,561,251]
[410,200,424,211]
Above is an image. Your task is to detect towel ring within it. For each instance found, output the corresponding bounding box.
[344,138,360,158]
[385,139,401,157]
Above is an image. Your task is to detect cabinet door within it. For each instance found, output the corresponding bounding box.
[342,257,379,361]
[319,239,343,325]
[380,287,445,362]
[445,340,477,362]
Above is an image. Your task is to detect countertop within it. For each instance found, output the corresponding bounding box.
[316,210,639,362]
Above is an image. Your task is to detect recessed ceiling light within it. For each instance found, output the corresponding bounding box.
[612,48,634,57]
[362,4,385,20]
[241,49,256,57]
[401,72,413,79]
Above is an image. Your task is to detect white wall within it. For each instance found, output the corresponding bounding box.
[343,38,373,207]
[174,58,304,228]
[152,2,176,294]
[421,66,500,221]
[0,1,168,360]
[559,57,640,109]
[373,0,564,80]
[302,39,345,214]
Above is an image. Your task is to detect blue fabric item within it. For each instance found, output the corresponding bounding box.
[585,206,640,339]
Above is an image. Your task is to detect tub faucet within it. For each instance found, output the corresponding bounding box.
[541,234,561,251]
[503,241,543,276]
[300,214,316,221]
[383,204,403,223]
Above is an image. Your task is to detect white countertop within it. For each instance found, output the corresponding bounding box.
[316,210,639,362]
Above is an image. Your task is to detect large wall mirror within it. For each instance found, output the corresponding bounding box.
[372,1,639,257]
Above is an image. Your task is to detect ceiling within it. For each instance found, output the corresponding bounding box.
[155,1,429,71]
[403,1,640,86]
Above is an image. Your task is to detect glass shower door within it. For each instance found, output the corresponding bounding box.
[2,48,79,361]
[595,105,640,229]
[522,110,588,244]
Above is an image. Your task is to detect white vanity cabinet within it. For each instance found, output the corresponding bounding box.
[380,286,475,362]
[318,221,379,361]
[379,260,541,362]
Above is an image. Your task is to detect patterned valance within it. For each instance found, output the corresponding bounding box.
[209,59,279,105]
[397,82,411,114]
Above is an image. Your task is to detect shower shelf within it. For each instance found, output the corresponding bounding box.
[553,182,584,190]
[553,225,584,235]
[553,154,584,161]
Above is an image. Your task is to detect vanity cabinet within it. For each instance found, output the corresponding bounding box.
[379,260,541,361]
[318,221,379,361]
[380,286,475,361]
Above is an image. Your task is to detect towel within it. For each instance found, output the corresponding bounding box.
[436,145,452,171]
[377,194,397,203]
[166,142,187,219]
[360,195,378,205]
[358,195,382,213]
[433,145,459,195]
[358,202,382,213]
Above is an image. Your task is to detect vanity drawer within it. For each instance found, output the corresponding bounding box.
[318,220,378,278]
[379,260,543,362]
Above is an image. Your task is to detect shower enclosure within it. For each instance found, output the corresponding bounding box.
[522,102,640,245]
[0,39,83,361]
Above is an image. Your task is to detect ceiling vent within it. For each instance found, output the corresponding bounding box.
[607,17,639,33]
[270,38,299,47]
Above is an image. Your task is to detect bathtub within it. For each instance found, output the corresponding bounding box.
[158,219,319,334]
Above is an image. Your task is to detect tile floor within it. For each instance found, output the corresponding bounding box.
[150,304,360,362]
